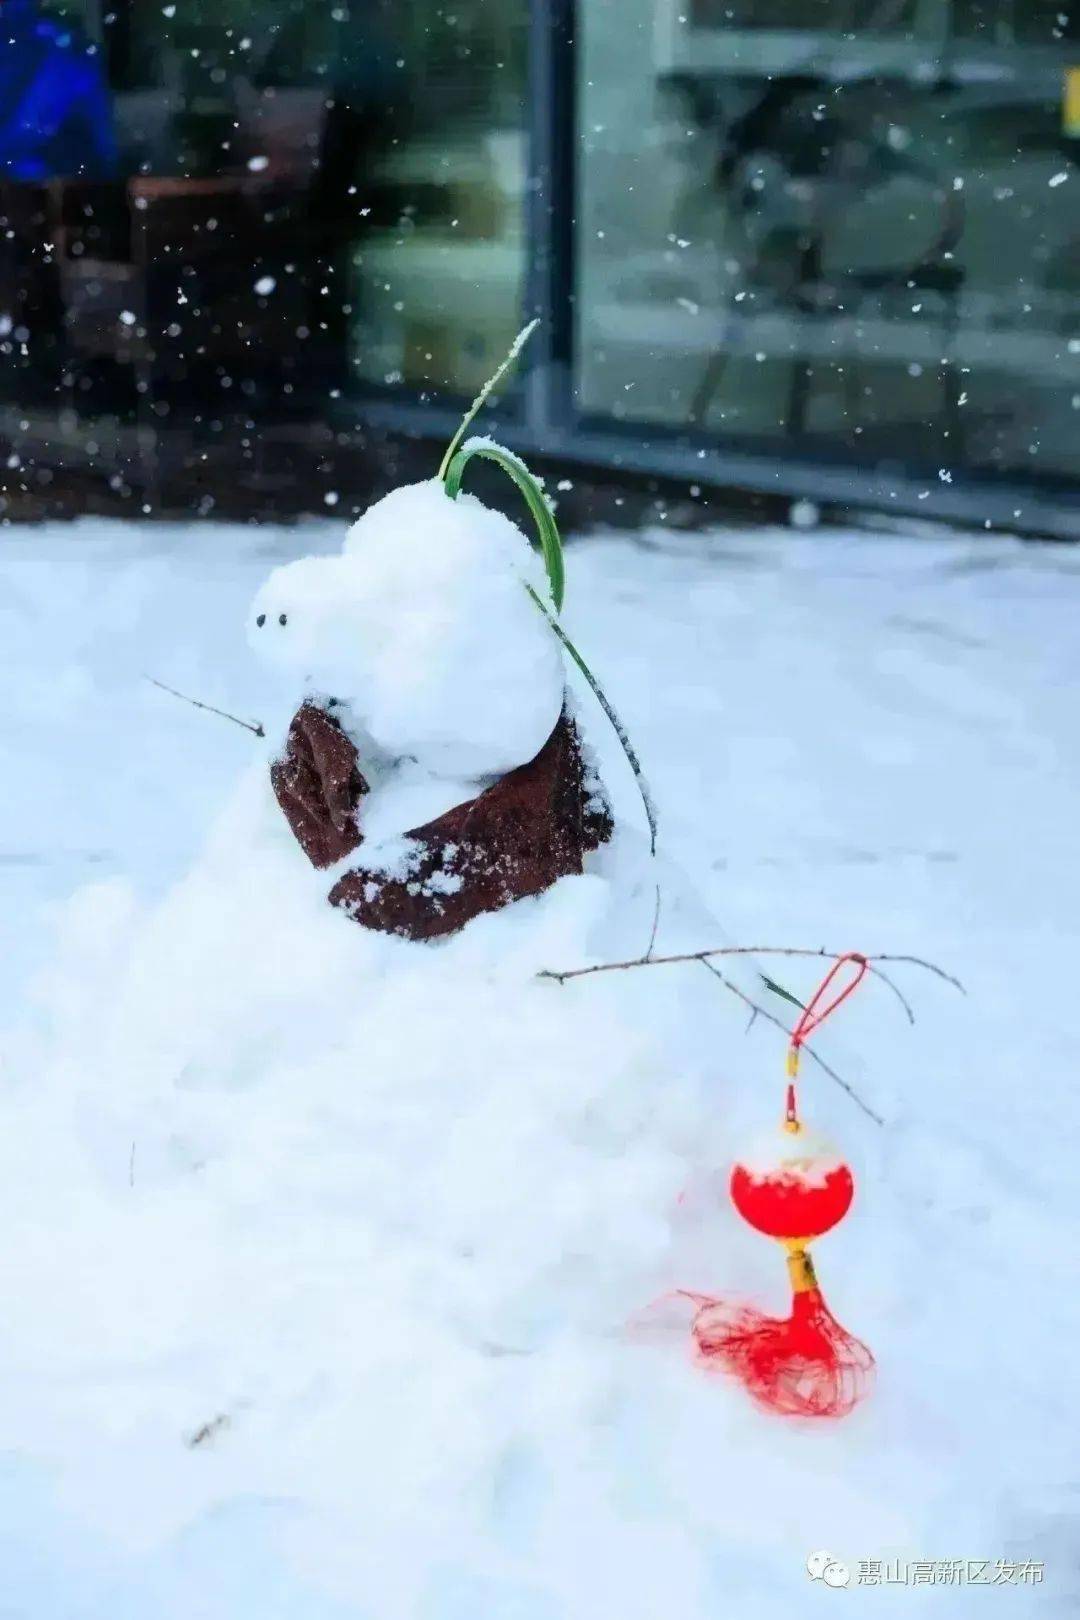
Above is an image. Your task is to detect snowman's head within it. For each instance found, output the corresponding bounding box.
[248,479,564,778]
[247,555,378,695]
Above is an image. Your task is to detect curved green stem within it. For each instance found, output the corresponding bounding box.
[444,440,565,613]
[437,322,657,853]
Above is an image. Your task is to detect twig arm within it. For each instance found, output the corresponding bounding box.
[539,943,963,995]
[537,943,961,1129]
[145,675,265,739]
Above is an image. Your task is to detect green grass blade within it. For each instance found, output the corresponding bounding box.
[761,973,804,1010]
[444,439,565,613]
[437,318,540,484]
[524,582,658,855]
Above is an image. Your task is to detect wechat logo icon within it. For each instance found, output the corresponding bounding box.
[807,1550,851,1588]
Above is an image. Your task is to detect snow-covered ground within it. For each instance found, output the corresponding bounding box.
[1,515,1078,1616]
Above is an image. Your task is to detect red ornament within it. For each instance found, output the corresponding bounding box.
[730,1125,854,1242]
[682,954,875,1419]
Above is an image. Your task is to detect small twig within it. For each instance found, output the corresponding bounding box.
[645,885,662,961]
[697,960,885,1127]
[145,675,265,738]
[539,944,963,996]
[865,961,915,1025]
[537,944,962,1129]
[856,952,965,995]
[186,1413,230,1450]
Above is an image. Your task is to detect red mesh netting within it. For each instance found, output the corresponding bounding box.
[683,1285,875,1419]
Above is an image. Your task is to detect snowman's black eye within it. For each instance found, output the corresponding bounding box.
[278,612,288,626]
[256,613,266,627]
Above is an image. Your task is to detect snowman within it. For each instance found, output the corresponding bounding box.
[246,474,617,941]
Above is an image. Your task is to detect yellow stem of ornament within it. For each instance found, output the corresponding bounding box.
[784,1046,802,1133]
[784,1242,818,1294]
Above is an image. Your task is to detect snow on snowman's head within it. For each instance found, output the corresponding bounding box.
[341,478,552,604]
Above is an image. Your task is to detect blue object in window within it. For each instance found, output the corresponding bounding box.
[0,0,117,179]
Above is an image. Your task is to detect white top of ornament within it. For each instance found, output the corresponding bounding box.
[735,1121,847,1188]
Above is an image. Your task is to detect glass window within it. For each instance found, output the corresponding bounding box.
[578,0,1080,488]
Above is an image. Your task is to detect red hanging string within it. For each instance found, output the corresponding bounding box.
[786,951,868,1121]
[789,951,869,1052]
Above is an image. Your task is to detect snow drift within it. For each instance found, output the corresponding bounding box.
[0,512,1076,1618]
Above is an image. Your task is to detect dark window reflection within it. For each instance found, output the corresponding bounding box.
[0,0,527,429]
[113,0,528,402]
[346,3,528,398]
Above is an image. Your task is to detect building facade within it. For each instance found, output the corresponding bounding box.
[0,0,1078,534]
